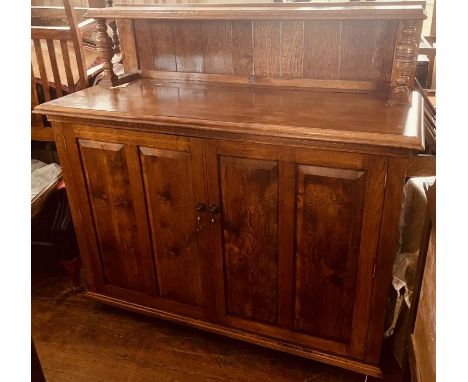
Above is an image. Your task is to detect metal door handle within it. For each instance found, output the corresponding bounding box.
[195,203,207,231]
[209,204,221,223]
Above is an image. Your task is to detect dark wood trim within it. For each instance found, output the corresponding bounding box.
[364,156,408,363]
[277,161,295,330]
[85,5,425,21]
[52,123,98,290]
[349,155,388,359]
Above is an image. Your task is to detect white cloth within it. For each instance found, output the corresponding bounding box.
[384,176,435,338]
[31,160,62,200]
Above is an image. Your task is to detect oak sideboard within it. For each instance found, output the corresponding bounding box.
[35,3,426,377]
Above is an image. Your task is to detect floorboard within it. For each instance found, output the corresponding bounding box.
[32,267,403,382]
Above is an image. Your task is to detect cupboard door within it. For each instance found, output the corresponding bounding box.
[206,140,386,358]
[139,138,215,320]
[64,126,215,320]
[206,141,284,329]
[294,165,366,343]
[292,157,387,358]
[218,156,280,324]
[77,139,156,296]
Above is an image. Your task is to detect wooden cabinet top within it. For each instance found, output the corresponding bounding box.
[36,3,425,154]
[35,78,423,152]
[85,4,425,21]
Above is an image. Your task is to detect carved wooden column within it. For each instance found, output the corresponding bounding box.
[96,18,118,87]
[389,20,422,104]
[106,0,120,53]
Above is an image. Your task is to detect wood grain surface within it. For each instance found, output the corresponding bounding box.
[45,116,412,376]
[126,18,400,87]
[173,21,205,73]
[294,165,366,343]
[78,140,150,293]
[303,21,341,80]
[35,79,424,151]
[85,4,426,21]
[140,145,204,307]
[32,270,391,382]
[86,2,424,97]
[36,3,427,376]
[219,156,279,324]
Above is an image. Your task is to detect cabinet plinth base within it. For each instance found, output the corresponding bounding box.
[86,291,383,378]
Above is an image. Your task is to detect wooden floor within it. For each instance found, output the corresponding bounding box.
[32,267,404,382]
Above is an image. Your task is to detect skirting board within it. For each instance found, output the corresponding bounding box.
[86,291,383,378]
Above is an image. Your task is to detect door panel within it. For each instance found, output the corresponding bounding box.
[72,130,215,321]
[139,146,207,309]
[207,139,386,358]
[294,165,366,343]
[78,139,154,295]
[219,156,279,324]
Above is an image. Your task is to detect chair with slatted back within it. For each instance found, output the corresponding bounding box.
[32,1,90,291]
[31,0,89,142]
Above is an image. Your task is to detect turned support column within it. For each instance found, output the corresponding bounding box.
[96,18,118,87]
[389,20,421,104]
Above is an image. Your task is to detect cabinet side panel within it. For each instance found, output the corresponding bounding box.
[140,147,204,307]
[220,156,279,324]
[78,139,148,293]
[294,165,366,343]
